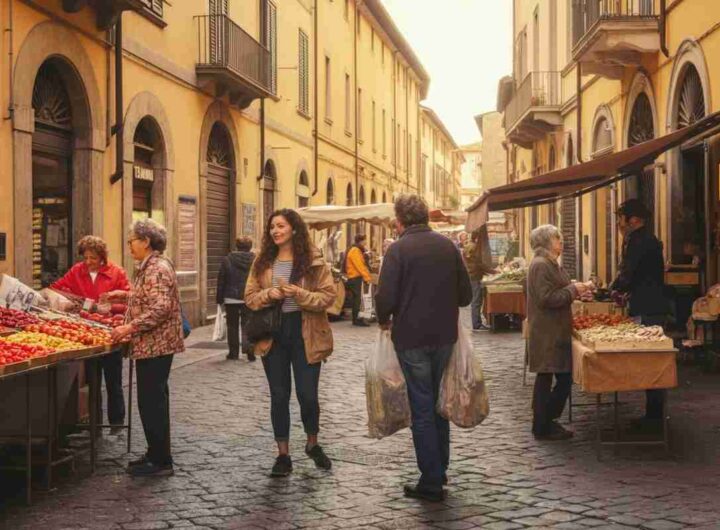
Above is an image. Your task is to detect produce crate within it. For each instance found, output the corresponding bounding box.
[0,326,16,337]
[582,301,617,315]
[665,271,699,286]
[581,336,675,352]
[0,359,31,377]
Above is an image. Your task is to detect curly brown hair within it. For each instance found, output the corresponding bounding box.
[253,209,313,283]
[77,236,108,264]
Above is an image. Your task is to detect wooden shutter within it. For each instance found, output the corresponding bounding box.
[263,1,278,94]
[561,197,577,280]
[298,30,309,115]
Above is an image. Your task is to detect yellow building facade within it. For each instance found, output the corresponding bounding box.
[0,0,428,324]
[501,0,720,286]
[420,106,463,210]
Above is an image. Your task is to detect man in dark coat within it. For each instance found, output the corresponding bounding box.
[611,199,668,427]
[217,237,256,361]
[376,194,472,502]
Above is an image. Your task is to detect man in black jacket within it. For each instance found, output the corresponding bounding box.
[376,194,472,502]
[611,199,668,427]
[217,237,256,361]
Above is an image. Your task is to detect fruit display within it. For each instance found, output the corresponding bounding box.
[573,314,631,330]
[24,320,112,347]
[78,310,125,328]
[3,331,84,352]
[0,339,54,365]
[0,307,40,329]
[577,323,667,344]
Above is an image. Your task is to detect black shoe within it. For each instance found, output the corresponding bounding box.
[306,444,332,470]
[352,320,370,327]
[442,473,448,486]
[127,454,149,467]
[403,484,446,502]
[226,353,239,360]
[533,422,574,441]
[109,424,125,436]
[127,461,174,477]
[247,352,256,362]
[270,455,293,477]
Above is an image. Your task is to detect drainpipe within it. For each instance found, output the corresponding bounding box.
[660,0,669,58]
[312,0,319,197]
[5,0,13,120]
[354,1,359,204]
[576,62,583,164]
[405,68,409,188]
[258,99,266,182]
[110,16,124,184]
[393,51,398,190]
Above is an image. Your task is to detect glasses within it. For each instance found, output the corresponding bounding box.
[126,238,140,246]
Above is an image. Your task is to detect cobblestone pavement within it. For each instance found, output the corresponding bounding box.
[3,312,720,529]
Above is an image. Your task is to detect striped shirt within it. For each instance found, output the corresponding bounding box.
[273,260,301,313]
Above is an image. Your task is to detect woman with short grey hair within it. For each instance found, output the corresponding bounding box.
[108,218,184,476]
[526,224,592,441]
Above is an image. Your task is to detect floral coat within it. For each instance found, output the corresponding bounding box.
[126,252,185,360]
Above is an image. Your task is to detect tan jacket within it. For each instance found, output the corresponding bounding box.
[244,251,337,363]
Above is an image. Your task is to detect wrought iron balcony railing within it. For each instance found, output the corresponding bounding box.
[504,71,561,134]
[573,0,656,48]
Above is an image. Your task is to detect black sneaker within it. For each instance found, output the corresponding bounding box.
[533,422,574,441]
[127,454,149,468]
[270,455,293,477]
[247,352,256,362]
[403,484,446,502]
[127,461,174,477]
[226,353,239,360]
[306,445,332,470]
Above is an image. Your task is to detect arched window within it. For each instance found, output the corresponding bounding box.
[298,170,310,208]
[627,92,656,232]
[592,117,613,155]
[326,178,334,205]
[677,64,706,128]
[262,160,276,225]
[132,117,163,223]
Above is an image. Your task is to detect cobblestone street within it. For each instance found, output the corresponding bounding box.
[3,312,720,529]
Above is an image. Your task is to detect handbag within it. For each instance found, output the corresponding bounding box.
[245,303,282,342]
[181,306,192,339]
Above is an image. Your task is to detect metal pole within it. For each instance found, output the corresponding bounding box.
[25,373,32,505]
[127,358,133,454]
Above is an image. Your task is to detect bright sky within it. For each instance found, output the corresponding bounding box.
[381,0,513,146]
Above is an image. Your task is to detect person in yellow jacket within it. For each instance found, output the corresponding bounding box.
[345,233,372,326]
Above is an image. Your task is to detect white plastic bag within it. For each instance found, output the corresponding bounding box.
[359,283,374,321]
[365,330,411,439]
[212,305,227,341]
[437,319,490,428]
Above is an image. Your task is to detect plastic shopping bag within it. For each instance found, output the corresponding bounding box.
[212,305,227,342]
[365,330,411,439]
[437,319,490,428]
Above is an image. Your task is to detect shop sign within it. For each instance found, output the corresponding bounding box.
[177,198,197,272]
[242,203,256,237]
[134,165,154,182]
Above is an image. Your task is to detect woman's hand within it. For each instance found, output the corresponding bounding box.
[111,324,134,343]
[281,284,300,298]
[105,290,129,303]
[268,288,285,301]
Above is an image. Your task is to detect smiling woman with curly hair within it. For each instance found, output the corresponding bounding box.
[245,208,337,478]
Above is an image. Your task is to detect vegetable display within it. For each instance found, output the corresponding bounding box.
[577,324,667,344]
[0,339,54,365]
[24,320,112,347]
[0,308,40,329]
[573,314,631,330]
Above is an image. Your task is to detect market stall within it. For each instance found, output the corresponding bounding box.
[571,314,677,459]
[482,264,527,331]
[0,306,129,504]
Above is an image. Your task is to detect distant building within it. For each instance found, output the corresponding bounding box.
[459,143,482,210]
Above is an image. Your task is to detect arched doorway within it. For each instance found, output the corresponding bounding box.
[132,117,165,223]
[298,171,310,208]
[205,123,235,313]
[671,63,707,262]
[627,92,656,233]
[592,112,615,285]
[262,160,277,226]
[326,178,335,205]
[31,61,75,288]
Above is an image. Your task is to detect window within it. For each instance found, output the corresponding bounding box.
[345,73,351,132]
[357,88,363,140]
[298,30,310,116]
[372,100,377,152]
[141,0,163,17]
[382,109,387,157]
[325,56,331,120]
[298,171,310,208]
[408,133,412,176]
[397,123,401,168]
[326,178,334,205]
[261,0,278,94]
[391,118,395,164]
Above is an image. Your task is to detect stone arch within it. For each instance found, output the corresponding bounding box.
[12,21,104,283]
[199,101,239,176]
[623,71,658,149]
[326,173,336,205]
[666,39,712,132]
[591,104,616,157]
[295,158,311,207]
[121,92,176,270]
[564,130,576,168]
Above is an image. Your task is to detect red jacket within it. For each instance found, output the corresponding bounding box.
[51,261,131,315]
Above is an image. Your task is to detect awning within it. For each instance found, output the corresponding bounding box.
[298,204,396,230]
[429,209,466,224]
[465,111,720,232]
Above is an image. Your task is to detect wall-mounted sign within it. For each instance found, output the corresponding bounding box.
[242,203,256,238]
[133,165,154,182]
[177,198,197,272]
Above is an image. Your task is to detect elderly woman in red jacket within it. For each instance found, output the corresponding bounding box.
[52,235,131,432]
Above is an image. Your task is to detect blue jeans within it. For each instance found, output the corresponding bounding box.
[470,280,485,329]
[396,344,454,491]
[262,312,321,442]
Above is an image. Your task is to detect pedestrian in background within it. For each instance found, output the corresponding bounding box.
[109,219,185,476]
[463,227,496,331]
[345,233,372,327]
[216,236,256,361]
[376,194,472,502]
[52,235,130,434]
[245,209,336,477]
[527,225,592,441]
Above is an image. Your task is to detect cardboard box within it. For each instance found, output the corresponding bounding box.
[665,271,699,286]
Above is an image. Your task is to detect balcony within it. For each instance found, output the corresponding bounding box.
[195,15,273,109]
[504,72,562,149]
[572,0,660,79]
[62,0,162,29]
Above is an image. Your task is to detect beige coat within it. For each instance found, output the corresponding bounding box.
[527,248,577,373]
[244,251,336,363]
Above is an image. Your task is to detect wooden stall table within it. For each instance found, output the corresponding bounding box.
[484,282,526,331]
[571,338,677,459]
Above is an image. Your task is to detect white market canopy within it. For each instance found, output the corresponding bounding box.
[298,204,396,230]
